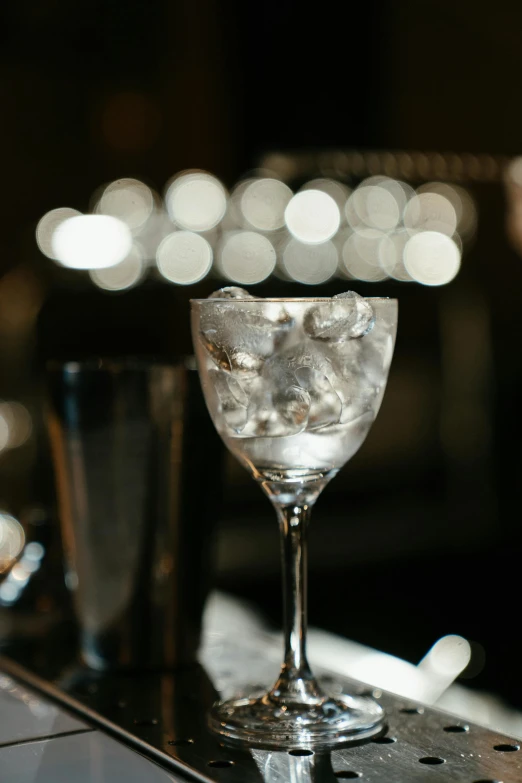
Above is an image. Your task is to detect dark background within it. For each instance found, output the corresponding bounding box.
[1,0,522,710]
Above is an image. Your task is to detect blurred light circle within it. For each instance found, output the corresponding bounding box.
[345,227,386,266]
[24,542,45,561]
[347,184,400,231]
[165,171,227,232]
[90,245,144,291]
[342,234,389,282]
[404,192,457,236]
[378,231,413,281]
[52,215,133,270]
[0,583,19,603]
[282,239,338,284]
[135,209,175,261]
[0,402,32,449]
[98,178,154,231]
[285,190,340,244]
[240,178,292,231]
[300,178,351,214]
[403,231,461,286]
[0,414,8,453]
[220,231,276,284]
[418,181,477,240]
[507,156,522,186]
[0,512,25,573]
[36,208,82,260]
[156,231,213,285]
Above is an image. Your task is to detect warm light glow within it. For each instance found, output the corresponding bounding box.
[0,414,8,453]
[219,231,276,284]
[52,215,133,270]
[404,192,457,237]
[240,178,292,231]
[0,402,32,452]
[97,178,154,231]
[156,231,213,284]
[0,512,25,573]
[507,156,522,186]
[36,208,82,259]
[282,239,338,284]
[403,231,461,286]
[165,171,227,232]
[89,245,145,291]
[284,190,340,243]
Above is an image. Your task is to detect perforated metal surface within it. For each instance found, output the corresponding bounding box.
[2,628,522,782]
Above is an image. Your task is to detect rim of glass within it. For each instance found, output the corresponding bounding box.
[191,297,397,303]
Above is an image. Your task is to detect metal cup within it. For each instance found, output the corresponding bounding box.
[46,358,221,671]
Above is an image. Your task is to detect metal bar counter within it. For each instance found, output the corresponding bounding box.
[1,620,521,783]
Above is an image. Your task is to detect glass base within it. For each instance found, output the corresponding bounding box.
[209,690,385,750]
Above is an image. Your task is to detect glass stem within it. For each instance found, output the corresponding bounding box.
[268,503,325,707]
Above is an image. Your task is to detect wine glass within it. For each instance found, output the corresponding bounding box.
[191,291,398,749]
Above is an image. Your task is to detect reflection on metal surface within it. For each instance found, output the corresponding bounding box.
[252,748,339,782]
[45,360,220,670]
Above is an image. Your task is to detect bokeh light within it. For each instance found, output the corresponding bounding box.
[89,245,145,291]
[219,231,276,284]
[0,512,25,574]
[52,215,133,270]
[0,402,32,452]
[378,231,413,281]
[0,413,8,453]
[404,191,458,236]
[36,208,82,260]
[134,208,175,261]
[341,233,389,282]
[346,182,400,231]
[403,231,461,286]
[282,239,338,284]
[418,181,477,240]
[240,178,292,231]
[300,178,351,214]
[97,178,154,231]
[165,171,227,232]
[285,190,340,243]
[156,231,213,284]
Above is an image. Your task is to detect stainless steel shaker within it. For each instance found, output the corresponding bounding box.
[46,358,221,671]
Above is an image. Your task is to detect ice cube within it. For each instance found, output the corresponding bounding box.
[240,371,310,438]
[199,303,293,376]
[295,367,342,430]
[211,369,249,432]
[208,286,255,299]
[304,291,374,341]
